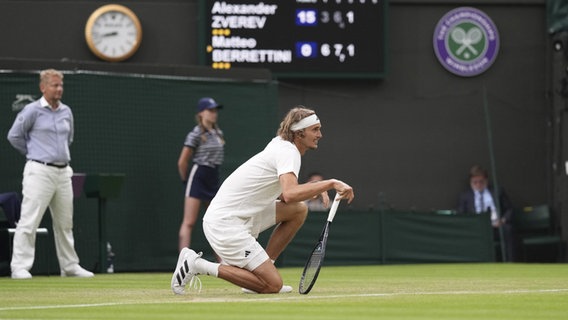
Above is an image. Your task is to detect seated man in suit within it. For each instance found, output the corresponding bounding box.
[457,165,516,262]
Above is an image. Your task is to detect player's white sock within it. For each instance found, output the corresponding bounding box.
[195,258,220,277]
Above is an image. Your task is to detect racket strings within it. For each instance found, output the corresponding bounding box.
[299,250,324,292]
[300,196,340,294]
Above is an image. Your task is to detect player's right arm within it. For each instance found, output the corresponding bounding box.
[279,172,354,204]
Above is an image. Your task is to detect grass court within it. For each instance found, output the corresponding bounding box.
[0,263,566,320]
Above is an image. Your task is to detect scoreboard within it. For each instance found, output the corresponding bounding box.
[199,0,387,79]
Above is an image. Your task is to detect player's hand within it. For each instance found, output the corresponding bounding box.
[333,180,354,203]
[320,190,330,208]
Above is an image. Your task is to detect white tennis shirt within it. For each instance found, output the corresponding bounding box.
[204,136,301,222]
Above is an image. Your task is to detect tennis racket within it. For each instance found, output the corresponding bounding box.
[299,193,341,294]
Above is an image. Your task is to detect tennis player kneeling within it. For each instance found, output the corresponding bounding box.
[171,106,355,294]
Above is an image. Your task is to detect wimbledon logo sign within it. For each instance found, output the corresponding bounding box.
[433,7,499,77]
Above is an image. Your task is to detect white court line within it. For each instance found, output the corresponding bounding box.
[0,302,125,311]
[1,288,567,312]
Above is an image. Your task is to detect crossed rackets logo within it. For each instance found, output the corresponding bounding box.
[450,24,484,60]
[433,7,500,77]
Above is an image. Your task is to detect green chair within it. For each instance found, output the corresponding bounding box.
[514,205,565,262]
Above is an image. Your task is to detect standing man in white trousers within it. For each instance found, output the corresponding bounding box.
[7,69,94,279]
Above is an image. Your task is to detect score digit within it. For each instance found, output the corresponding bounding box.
[296,9,318,26]
[296,42,318,58]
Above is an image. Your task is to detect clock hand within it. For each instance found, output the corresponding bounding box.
[101,31,118,37]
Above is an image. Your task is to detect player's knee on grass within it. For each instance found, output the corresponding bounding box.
[251,261,284,293]
[260,278,284,294]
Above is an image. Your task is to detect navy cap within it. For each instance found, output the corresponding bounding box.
[197,97,223,112]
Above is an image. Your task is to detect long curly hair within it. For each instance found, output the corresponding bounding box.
[277,106,316,142]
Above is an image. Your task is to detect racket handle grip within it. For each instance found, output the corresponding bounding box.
[327,193,341,222]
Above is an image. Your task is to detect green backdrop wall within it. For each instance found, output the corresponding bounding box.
[0,71,278,273]
[0,71,509,274]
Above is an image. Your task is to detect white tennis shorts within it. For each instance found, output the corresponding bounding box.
[203,204,276,271]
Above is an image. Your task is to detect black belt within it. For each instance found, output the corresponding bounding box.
[30,159,68,168]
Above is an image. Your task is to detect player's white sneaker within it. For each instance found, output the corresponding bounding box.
[241,285,293,294]
[171,248,202,295]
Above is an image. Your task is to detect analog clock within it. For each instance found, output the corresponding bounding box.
[85,4,142,62]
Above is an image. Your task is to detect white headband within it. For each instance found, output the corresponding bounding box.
[290,114,320,131]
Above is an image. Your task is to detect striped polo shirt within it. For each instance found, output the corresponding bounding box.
[184,125,224,167]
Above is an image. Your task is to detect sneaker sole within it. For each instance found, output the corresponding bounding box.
[171,248,191,294]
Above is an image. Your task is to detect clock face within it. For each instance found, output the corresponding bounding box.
[85,4,142,62]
